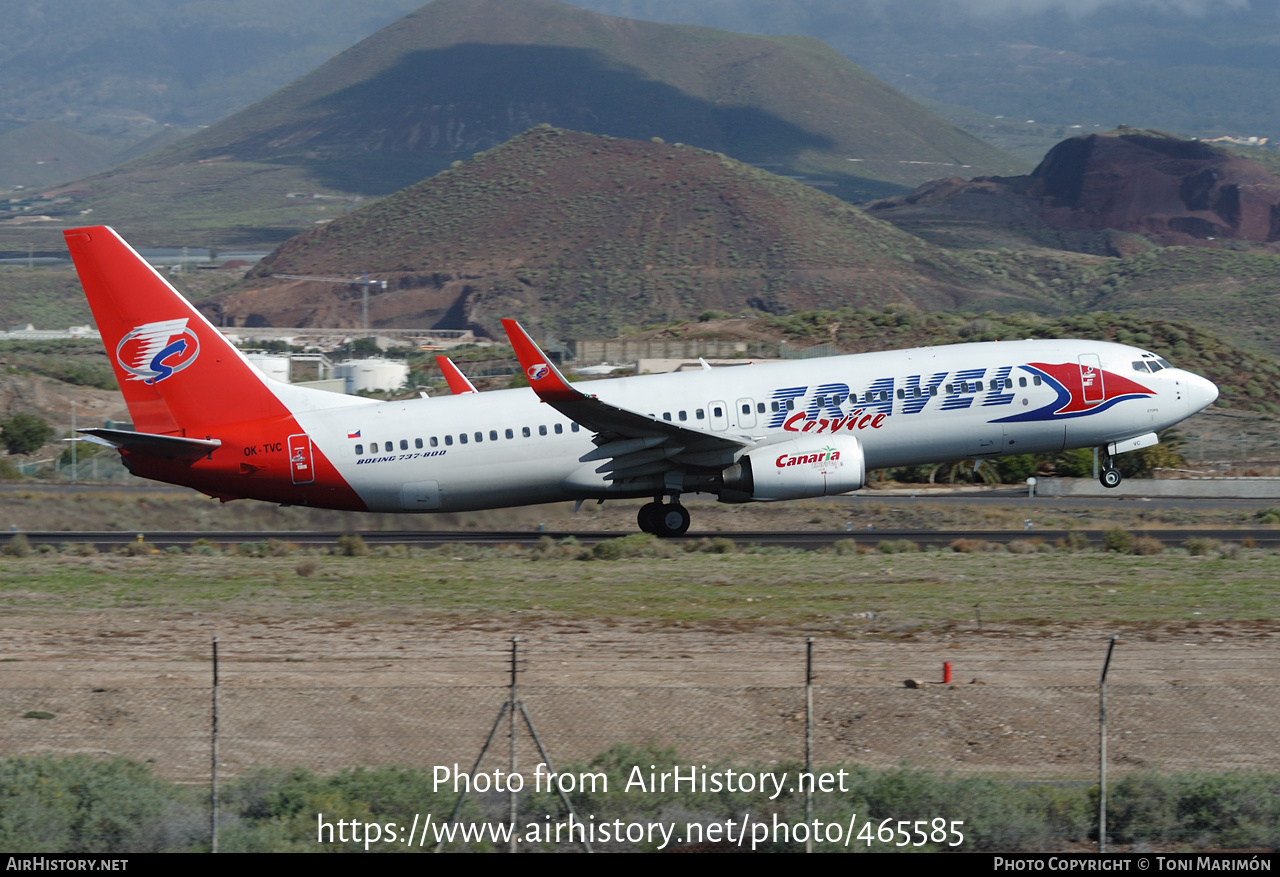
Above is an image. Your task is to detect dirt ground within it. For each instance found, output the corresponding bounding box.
[0,610,1275,783]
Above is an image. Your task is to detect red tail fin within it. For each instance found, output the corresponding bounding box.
[64,226,290,435]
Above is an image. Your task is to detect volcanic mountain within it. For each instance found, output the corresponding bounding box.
[216,127,1053,338]
[30,0,1023,249]
[869,131,1280,253]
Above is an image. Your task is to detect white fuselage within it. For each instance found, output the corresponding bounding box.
[289,339,1216,513]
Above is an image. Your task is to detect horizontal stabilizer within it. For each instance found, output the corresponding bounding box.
[79,428,221,460]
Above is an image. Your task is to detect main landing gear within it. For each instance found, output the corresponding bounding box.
[1099,450,1122,489]
[637,496,691,537]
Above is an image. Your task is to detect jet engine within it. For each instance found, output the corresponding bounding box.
[720,434,865,502]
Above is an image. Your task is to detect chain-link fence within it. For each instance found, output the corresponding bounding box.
[1,640,1277,852]
[4,682,1278,780]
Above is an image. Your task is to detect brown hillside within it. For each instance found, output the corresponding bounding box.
[219,127,1048,338]
[869,131,1280,252]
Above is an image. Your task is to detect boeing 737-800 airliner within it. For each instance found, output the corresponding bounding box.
[64,226,1219,536]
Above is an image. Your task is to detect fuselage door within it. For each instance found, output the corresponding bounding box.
[736,398,757,429]
[709,401,729,431]
[1079,354,1105,406]
[288,433,315,485]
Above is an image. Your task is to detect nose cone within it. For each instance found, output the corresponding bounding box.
[1185,371,1219,413]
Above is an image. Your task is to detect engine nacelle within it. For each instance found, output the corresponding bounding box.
[721,435,865,502]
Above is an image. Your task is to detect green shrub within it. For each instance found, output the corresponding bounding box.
[1184,538,1221,556]
[0,754,200,853]
[1060,531,1091,551]
[189,538,217,556]
[1103,529,1133,553]
[2,533,31,557]
[338,534,368,557]
[877,539,919,554]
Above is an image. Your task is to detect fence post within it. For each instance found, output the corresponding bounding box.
[804,636,813,854]
[509,636,518,854]
[210,637,219,854]
[1098,635,1117,854]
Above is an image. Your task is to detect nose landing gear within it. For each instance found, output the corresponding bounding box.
[1098,449,1122,489]
[637,496,691,537]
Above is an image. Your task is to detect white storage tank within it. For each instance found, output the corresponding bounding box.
[335,358,410,393]
[244,353,291,383]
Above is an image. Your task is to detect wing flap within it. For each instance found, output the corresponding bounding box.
[500,319,750,471]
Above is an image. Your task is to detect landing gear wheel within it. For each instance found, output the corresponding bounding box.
[1100,468,1122,489]
[654,502,691,538]
[637,502,660,534]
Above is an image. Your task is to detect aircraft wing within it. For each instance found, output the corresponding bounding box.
[435,356,478,394]
[501,320,749,479]
[79,428,221,460]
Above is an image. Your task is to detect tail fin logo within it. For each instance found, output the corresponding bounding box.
[116,319,201,385]
[526,363,550,381]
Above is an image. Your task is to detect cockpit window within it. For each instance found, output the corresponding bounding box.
[1148,361,1165,372]
[1156,358,1172,369]
[1133,361,1151,373]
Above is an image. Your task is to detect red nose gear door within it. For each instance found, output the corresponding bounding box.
[288,433,315,484]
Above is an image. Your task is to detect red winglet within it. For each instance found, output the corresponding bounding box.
[435,355,478,394]
[500,318,581,402]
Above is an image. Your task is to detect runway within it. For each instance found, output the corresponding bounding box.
[5,527,1278,551]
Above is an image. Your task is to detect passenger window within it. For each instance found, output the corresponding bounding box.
[786,400,795,410]
[355,444,363,455]
[474,432,482,443]
[1005,379,1013,389]
[989,380,998,391]
[445,435,453,446]
[539,425,548,436]
[816,396,827,407]
[663,412,672,421]
[490,430,498,441]
[571,423,580,432]
[505,428,514,439]
[741,403,750,415]
[896,389,904,399]
[523,427,531,437]
[400,439,408,450]
[757,402,766,413]
[1019,377,1027,388]
[554,424,563,434]
[430,437,438,447]
[713,406,723,417]
[415,438,423,449]
[946,384,954,393]
[696,409,705,419]
[1033,376,1042,386]
[771,401,779,412]
[385,442,394,453]
[929,386,938,396]
[678,411,687,421]
[459,434,468,444]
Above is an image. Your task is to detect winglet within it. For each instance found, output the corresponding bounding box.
[501,318,582,402]
[435,355,478,394]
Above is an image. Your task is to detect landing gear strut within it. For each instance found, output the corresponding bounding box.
[637,497,690,537]
[1099,451,1122,489]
